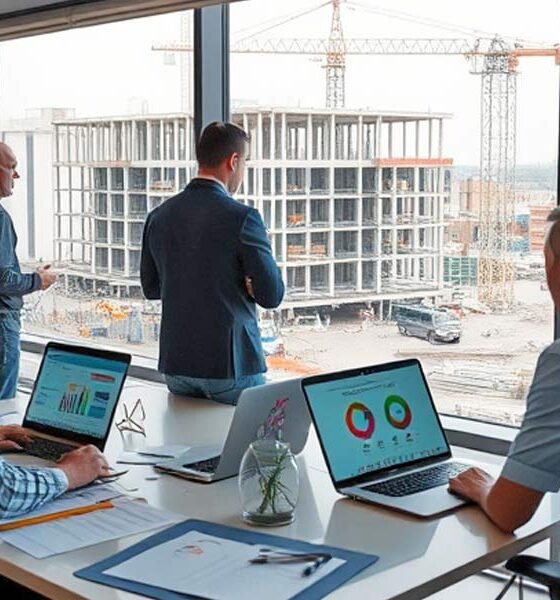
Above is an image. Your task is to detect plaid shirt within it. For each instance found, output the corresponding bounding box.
[0,459,68,518]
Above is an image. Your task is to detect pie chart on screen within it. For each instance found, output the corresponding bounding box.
[345,402,375,440]
[384,395,412,429]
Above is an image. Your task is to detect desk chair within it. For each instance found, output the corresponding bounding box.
[495,555,560,600]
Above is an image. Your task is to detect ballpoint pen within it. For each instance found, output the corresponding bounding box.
[248,549,333,576]
[302,554,332,577]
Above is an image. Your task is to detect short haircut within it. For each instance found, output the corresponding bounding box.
[546,207,560,259]
[196,121,250,168]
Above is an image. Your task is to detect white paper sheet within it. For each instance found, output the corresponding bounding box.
[137,445,190,458]
[0,483,120,527]
[0,411,21,426]
[0,499,179,559]
[104,530,344,600]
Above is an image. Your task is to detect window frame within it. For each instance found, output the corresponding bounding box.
[16,3,560,457]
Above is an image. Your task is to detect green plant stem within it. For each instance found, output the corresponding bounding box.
[256,447,290,514]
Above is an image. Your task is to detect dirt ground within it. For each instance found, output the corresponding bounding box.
[280,280,553,424]
[23,280,553,425]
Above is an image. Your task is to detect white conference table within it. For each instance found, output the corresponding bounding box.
[1,379,560,600]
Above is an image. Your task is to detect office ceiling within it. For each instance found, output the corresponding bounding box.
[0,0,243,40]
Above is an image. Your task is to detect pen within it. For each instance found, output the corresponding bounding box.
[0,500,114,532]
[248,550,333,575]
[302,555,332,577]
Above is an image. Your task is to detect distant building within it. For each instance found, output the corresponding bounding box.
[530,203,556,253]
[54,108,453,315]
[0,108,75,262]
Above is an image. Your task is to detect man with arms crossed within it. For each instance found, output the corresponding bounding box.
[449,207,560,533]
[0,142,56,399]
[141,122,284,404]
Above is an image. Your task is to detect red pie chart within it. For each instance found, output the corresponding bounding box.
[345,402,375,439]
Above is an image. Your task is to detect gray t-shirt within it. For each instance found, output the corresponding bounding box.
[501,338,560,492]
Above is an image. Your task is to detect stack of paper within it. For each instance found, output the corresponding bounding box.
[0,486,180,559]
[0,483,120,528]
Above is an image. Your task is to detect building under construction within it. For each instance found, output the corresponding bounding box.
[54,108,452,316]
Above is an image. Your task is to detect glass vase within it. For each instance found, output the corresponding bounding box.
[238,439,299,526]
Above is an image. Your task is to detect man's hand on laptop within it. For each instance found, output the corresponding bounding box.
[57,445,111,490]
[0,425,32,451]
[449,467,545,533]
[448,466,495,504]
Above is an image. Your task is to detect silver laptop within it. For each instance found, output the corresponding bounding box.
[155,378,311,483]
[302,359,472,517]
[21,342,130,461]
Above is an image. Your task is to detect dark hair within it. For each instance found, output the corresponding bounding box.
[546,207,560,258]
[196,121,250,168]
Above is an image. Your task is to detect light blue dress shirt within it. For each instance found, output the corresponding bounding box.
[501,339,560,492]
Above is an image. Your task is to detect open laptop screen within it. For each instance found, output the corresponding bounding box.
[303,360,450,486]
[24,344,129,444]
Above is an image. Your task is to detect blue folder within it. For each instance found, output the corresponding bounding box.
[75,518,378,600]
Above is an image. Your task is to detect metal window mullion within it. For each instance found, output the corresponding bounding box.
[194,4,230,141]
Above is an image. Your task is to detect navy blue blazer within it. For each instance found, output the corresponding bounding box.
[140,178,284,378]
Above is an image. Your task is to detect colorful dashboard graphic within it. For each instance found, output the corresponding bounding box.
[384,395,412,429]
[58,384,111,419]
[345,395,413,439]
[345,402,375,439]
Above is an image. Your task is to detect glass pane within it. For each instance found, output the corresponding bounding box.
[230,0,559,427]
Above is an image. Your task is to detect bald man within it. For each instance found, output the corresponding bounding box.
[448,207,560,533]
[0,143,56,400]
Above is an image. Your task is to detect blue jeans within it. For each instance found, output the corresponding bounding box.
[165,373,266,405]
[0,314,20,400]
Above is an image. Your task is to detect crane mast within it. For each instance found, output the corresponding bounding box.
[325,0,346,108]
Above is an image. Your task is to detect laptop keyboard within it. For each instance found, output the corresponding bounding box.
[364,462,470,497]
[24,438,77,462]
[182,455,221,474]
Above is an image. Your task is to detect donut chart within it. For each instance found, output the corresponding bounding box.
[384,395,412,429]
[345,402,375,439]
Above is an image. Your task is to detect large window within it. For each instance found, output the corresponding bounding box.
[230,0,559,426]
[0,10,195,347]
[1,1,558,430]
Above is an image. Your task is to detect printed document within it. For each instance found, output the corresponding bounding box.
[0,499,179,559]
[104,530,344,600]
[0,483,119,527]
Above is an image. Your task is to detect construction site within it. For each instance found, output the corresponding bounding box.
[52,107,450,317]
[18,0,559,424]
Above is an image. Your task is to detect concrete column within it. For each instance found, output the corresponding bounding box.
[175,119,180,162]
[145,121,151,163]
[271,112,276,161]
[438,118,443,158]
[358,115,363,162]
[307,113,312,162]
[375,116,382,159]
[305,264,311,296]
[329,261,335,297]
[402,121,407,158]
[330,114,336,162]
[415,120,420,157]
[388,122,393,158]
[428,118,433,158]
[109,122,115,162]
[281,113,287,161]
[160,119,164,161]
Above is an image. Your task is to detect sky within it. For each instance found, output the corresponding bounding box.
[0,0,558,164]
